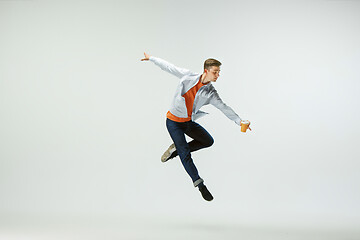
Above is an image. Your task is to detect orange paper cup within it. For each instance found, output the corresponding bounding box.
[241,120,250,132]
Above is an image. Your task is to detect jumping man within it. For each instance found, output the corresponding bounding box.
[141,52,251,201]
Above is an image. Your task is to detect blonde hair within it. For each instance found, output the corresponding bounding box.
[204,58,222,70]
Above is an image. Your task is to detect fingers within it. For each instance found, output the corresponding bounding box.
[141,52,149,61]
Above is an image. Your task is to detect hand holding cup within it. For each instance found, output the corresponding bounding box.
[240,120,251,132]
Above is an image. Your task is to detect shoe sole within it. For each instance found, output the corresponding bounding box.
[161,143,176,162]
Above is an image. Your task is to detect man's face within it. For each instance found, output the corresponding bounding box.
[206,66,221,82]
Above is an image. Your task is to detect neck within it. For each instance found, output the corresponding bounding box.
[201,74,210,84]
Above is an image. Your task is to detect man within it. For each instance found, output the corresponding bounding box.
[141,52,250,201]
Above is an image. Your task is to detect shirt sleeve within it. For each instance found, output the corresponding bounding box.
[149,56,193,79]
[209,89,242,125]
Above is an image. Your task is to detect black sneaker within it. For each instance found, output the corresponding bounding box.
[199,185,214,201]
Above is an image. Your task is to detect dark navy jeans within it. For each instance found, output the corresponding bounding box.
[166,118,214,187]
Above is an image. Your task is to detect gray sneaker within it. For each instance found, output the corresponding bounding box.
[161,143,176,162]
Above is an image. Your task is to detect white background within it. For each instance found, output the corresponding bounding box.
[1,0,360,239]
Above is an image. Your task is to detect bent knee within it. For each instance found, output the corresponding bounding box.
[205,137,214,147]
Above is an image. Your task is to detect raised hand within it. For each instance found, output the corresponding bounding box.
[141,52,151,61]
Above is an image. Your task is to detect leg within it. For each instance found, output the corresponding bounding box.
[166,119,203,186]
[185,121,214,153]
[185,121,214,201]
[166,121,214,160]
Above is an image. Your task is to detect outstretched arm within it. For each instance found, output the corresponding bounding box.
[210,92,242,125]
[210,90,251,130]
[140,52,193,79]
